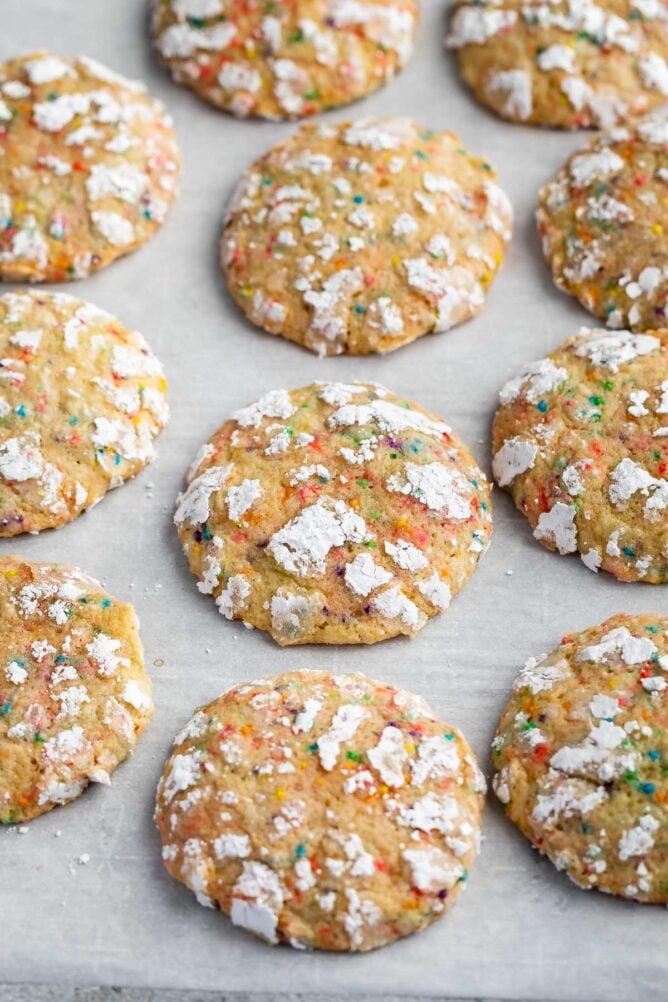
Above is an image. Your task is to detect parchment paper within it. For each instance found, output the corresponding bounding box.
[0,1,665,998]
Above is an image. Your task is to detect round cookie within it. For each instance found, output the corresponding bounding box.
[221,117,512,356]
[155,669,485,951]
[492,326,667,583]
[0,289,169,537]
[492,614,668,903]
[0,555,153,824]
[151,0,418,120]
[0,51,180,282]
[175,382,493,645]
[446,0,668,129]
[537,114,668,330]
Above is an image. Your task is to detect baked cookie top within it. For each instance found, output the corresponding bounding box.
[0,51,180,282]
[155,669,485,951]
[175,382,492,645]
[151,0,418,120]
[447,0,668,129]
[537,114,668,330]
[492,614,668,903]
[492,326,667,583]
[0,290,168,537]
[221,117,512,356]
[0,555,153,824]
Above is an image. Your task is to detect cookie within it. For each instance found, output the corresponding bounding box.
[151,0,418,120]
[537,114,668,330]
[0,52,180,282]
[492,614,668,903]
[0,555,152,824]
[155,669,485,951]
[446,0,668,129]
[492,326,667,583]
[0,289,168,537]
[221,117,512,356]
[175,382,492,645]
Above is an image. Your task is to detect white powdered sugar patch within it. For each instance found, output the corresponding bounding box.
[268,498,370,577]
[533,502,578,554]
[493,436,538,486]
[387,461,472,519]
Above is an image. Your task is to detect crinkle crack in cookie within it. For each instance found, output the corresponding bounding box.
[446,0,668,129]
[492,614,668,903]
[221,117,512,356]
[492,326,667,582]
[537,114,668,329]
[155,669,485,950]
[0,51,180,282]
[175,382,492,645]
[0,290,168,536]
[151,0,418,120]
[0,555,153,823]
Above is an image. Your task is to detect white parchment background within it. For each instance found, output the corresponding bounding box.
[0,1,665,999]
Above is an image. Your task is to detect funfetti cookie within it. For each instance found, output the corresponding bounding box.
[0,52,180,282]
[447,0,668,129]
[152,0,419,120]
[492,326,667,583]
[537,113,668,329]
[221,117,512,356]
[175,382,492,645]
[0,290,168,536]
[492,614,668,903]
[0,555,153,824]
[155,669,485,950]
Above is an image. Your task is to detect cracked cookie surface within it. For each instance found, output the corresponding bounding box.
[447,0,668,129]
[152,0,418,120]
[175,382,492,645]
[0,51,179,282]
[0,290,168,536]
[492,326,667,582]
[155,668,485,950]
[0,555,152,824]
[492,614,668,903]
[221,117,512,356]
[537,114,668,329]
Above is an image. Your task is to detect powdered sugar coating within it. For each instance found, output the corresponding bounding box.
[0,555,152,823]
[492,326,667,582]
[538,112,668,330]
[175,382,492,645]
[152,0,418,120]
[0,51,179,282]
[448,0,668,129]
[221,118,511,355]
[0,290,168,536]
[155,669,484,951]
[493,614,668,902]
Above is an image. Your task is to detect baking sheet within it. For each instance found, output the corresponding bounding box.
[0,1,665,998]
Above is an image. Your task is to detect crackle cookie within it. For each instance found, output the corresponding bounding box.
[0,51,180,282]
[0,289,168,537]
[175,382,492,645]
[537,114,668,329]
[221,117,512,356]
[492,614,668,902]
[446,0,668,129]
[0,555,152,824]
[155,669,485,950]
[492,326,667,582]
[151,0,418,120]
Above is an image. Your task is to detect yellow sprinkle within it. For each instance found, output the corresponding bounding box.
[652,223,663,235]
[275,788,285,800]
[391,255,400,266]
